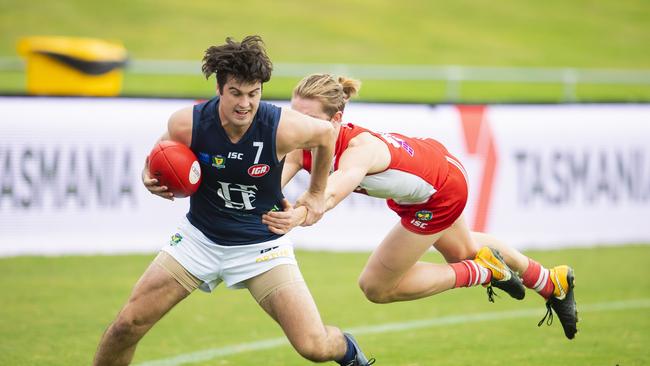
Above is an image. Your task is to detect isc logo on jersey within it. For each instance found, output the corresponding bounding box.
[248,164,270,177]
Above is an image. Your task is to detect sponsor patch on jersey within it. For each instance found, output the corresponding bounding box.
[170,233,183,246]
[211,155,226,169]
[415,210,433,221]
[248,164,270,177]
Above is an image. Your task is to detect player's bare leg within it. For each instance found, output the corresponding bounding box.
[249,265,373,365]
[359,217,524,303]
[431,215,528,272]
[93,261,191,366]
[469,231,529,274]
[358,224,452,303]
[431,216,525,300]
[429,215,479,263]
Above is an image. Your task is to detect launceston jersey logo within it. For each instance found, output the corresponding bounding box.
[248,164,270,177]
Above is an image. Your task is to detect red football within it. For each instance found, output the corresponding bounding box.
[148,140,202,198]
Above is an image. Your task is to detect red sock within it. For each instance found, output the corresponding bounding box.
[521,258,554,299]
[450,260,492,288]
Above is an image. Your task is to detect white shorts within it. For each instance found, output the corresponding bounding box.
[161,217,297,293]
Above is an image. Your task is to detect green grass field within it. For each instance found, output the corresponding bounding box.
[1,245,649,365]
[1,0,649,102]
[1,3,648,365]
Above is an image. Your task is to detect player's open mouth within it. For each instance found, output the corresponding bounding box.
[235,110,249,118]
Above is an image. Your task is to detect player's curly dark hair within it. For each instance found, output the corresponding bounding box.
[202,35,273,93]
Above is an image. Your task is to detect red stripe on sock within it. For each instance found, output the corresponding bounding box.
[451,260,488,288]
[522,258,541,288]
[539,277,554,299]
[522,258,554,299]
[450,262,470,288]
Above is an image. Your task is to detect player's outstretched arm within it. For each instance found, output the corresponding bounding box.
[276,108,336,226]
[264,142,375,233]
[321,144,374,212]
[280,150,304,188]
[263,145,305,234]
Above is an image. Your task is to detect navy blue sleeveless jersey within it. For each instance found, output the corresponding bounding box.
[186,96,285,246]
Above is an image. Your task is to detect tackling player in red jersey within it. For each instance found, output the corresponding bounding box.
[263,73,578,340]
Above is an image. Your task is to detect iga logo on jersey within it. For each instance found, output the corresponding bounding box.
[248,164,270,177]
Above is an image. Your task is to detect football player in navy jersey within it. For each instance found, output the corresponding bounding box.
[94,36,373,366]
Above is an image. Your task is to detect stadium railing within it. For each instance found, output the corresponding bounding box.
[2,57,649,102]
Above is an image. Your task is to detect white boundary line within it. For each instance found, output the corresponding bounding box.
[135,298,650,366]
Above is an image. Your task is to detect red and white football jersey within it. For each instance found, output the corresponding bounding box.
[302,122,469,234]
[302,123,466,204]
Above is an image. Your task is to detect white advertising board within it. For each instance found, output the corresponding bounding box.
[0,97,190,255]
[1,97,649,255]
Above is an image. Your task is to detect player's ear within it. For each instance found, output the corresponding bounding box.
[331,111,343,123]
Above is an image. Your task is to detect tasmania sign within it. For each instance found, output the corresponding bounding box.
[1,97,649,255]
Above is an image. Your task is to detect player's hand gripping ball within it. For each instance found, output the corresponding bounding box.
[148,140,202,198]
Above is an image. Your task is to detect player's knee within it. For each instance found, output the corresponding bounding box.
[109,320,138,342]
[293,333,331,362]
[444,245,477,262]
[363,288,393,304]
[358,278,392,304]
[109,312,151,342]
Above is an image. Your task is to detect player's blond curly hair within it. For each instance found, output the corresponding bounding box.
[293,74,361,118]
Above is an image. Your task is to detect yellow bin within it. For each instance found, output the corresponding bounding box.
[17,36,128,96]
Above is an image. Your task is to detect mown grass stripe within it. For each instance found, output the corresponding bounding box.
[135,298,650,366]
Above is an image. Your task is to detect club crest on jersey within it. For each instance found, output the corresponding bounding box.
[211,155,226,169]
[170,233,183,246]
[248,164,270,177]
[415,210,433,221]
